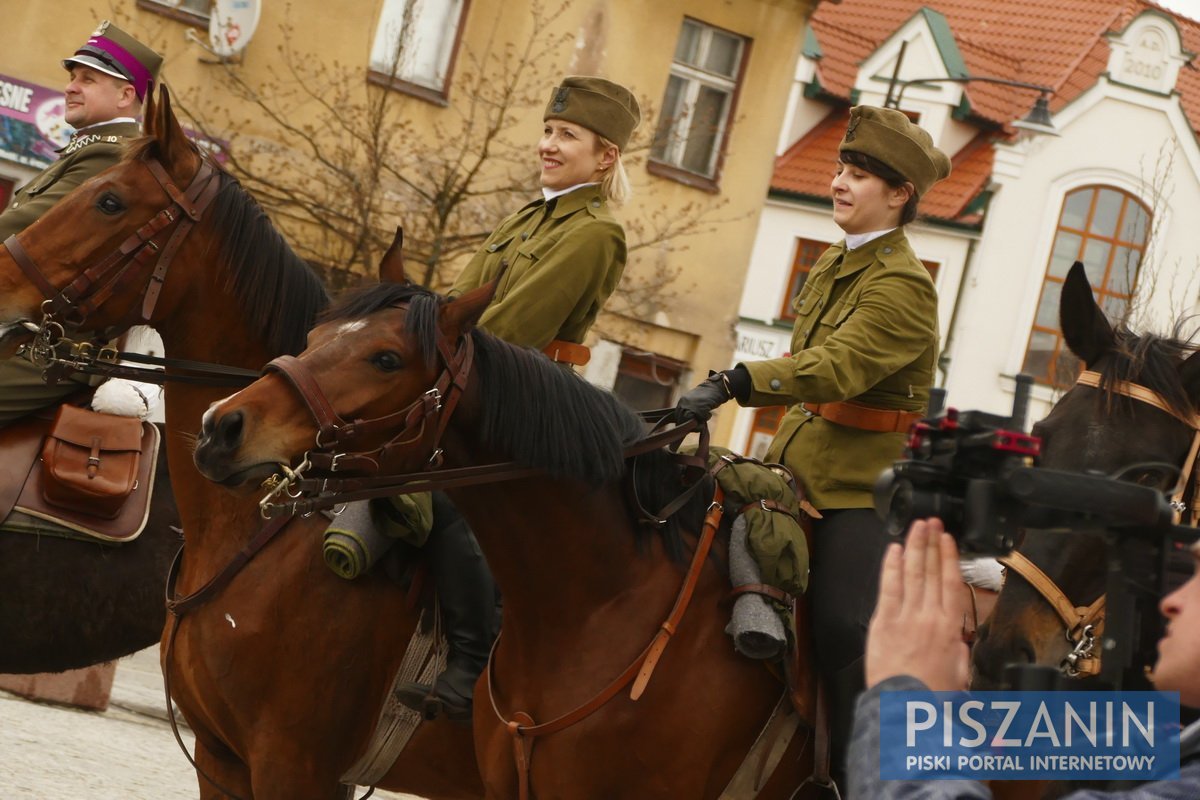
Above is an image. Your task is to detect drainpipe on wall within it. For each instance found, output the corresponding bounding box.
[936,233,979,390]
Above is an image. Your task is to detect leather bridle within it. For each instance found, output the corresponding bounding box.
[262,322,475,480]
[999,368,1200,677]
[5,156,220,335]
[1,155,262,387]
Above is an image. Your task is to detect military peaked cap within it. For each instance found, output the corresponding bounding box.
[839,105,951,196]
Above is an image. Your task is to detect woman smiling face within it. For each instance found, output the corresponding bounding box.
[829,159,912,234]
[538,119,616,191]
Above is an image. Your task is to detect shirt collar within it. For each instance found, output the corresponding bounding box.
[844,227,897,251]
[542,181,598,202]
[72,117,138,135]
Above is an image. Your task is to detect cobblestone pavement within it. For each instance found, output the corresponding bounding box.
[0,648,421,800]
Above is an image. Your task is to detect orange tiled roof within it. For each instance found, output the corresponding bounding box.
[776,0,1200,223]
[809,0,1200,128]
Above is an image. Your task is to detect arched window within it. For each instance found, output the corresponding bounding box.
[1022,186,1150,386]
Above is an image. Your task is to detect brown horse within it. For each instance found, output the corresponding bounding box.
[0,88,478,799]
[972,261,1200,689]
[192,277,818,799]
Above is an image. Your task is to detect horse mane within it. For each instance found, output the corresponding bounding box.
[125,138,329,356]
[323,282,705,559]
[1098,322,1199,419]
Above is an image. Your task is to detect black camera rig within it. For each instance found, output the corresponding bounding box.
[873,375,1198,689]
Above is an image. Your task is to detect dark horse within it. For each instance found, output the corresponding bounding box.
[193,278,818,798]
[0,87,479,798]
[973,262,1200,687]
[0,436,177,673]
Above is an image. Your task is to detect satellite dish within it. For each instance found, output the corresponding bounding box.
[209,0,261,58]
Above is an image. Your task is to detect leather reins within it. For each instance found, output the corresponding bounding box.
[999,368,1200,677]
[3,155,260,388]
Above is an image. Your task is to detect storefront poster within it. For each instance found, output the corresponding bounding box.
[0,74,71,168]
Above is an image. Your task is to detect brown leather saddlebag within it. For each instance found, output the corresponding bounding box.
[40,404,143,519]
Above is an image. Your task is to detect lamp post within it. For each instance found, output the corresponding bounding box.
[883,75,1059,136]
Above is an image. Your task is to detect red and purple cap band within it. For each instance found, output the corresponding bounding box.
[69,35,155,100]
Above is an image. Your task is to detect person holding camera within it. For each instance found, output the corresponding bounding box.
[848,518,1200,799]
[674,105,951,785]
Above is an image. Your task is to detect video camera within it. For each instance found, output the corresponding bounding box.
[873,375,1198,690]
[873,375,1178,556]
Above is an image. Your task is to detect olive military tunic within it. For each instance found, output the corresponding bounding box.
[741,227,938,511]
[0,120,139,242]
[0,120,140,426]
[452,183,625,349]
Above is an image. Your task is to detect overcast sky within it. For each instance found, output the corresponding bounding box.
[1156,0,1200,22]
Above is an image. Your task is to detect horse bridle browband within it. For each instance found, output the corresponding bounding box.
[999,368,1200,677]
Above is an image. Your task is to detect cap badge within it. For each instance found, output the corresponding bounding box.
[844,114,860,142]
[551,87,569,114]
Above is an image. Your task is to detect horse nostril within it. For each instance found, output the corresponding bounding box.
[214,409,245,451]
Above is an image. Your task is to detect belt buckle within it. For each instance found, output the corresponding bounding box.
[800,404,815,418]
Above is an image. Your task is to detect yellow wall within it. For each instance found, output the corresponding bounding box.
[4,0,818,447]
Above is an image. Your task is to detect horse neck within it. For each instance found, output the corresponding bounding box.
[153,249,280,561]
[448,475,660,628]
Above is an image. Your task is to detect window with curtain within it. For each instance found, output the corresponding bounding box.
[369,0,467,98]
[1022,186,1150,386]
[650,18,748,183]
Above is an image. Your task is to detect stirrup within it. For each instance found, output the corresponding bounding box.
[395,680,472,722]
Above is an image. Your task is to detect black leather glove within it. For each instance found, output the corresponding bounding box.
[674,370,734,424]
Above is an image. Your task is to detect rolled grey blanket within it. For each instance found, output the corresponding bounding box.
[323,500,395,580]
[725,516,787,660]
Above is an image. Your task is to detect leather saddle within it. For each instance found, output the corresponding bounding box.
[0,400,160,543]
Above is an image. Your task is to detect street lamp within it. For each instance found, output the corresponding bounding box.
[883,75,1059,137]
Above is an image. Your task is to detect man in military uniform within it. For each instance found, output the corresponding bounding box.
[0,22,163,425]
[675,105,951,790]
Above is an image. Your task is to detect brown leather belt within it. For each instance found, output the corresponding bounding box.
[800,400,922,433]
[543,339,590,367]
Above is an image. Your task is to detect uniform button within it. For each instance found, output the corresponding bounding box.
[501,258,509,268]
[488,244,499,252]
[769,379,782,391]
[521,232,529,240]
[591,199,600,207]
[801,329,810,338]
[882,246,893,254]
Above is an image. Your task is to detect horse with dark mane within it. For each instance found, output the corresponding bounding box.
[0,87,478,798]
[193,273,819,798]
[973,262,1200,688]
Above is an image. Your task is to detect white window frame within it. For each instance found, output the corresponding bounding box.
[651,19,748,180]
[141,0,210,20]
[369,0,467,96]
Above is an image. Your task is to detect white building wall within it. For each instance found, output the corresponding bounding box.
[941,87,1200,423]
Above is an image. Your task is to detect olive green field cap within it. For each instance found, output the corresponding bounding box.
[544,76,641,150]
[839,105,951,196]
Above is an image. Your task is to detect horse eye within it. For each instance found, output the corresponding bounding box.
[370,351,404,372]
[96,193,125,215]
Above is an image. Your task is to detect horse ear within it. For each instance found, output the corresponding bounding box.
[1059,261,1115,366]
[439,279,498,340]
[143,86,158,137]
[378,227,408,284]
[153,86,197,174]
[1180,349,1200,411]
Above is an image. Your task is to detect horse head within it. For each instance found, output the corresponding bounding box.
[972,262,1200,687]
[0,86,204,336]
[193,246,498,486]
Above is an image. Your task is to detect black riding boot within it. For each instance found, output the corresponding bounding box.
[822,657,865,798]
[396,493,498,721]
